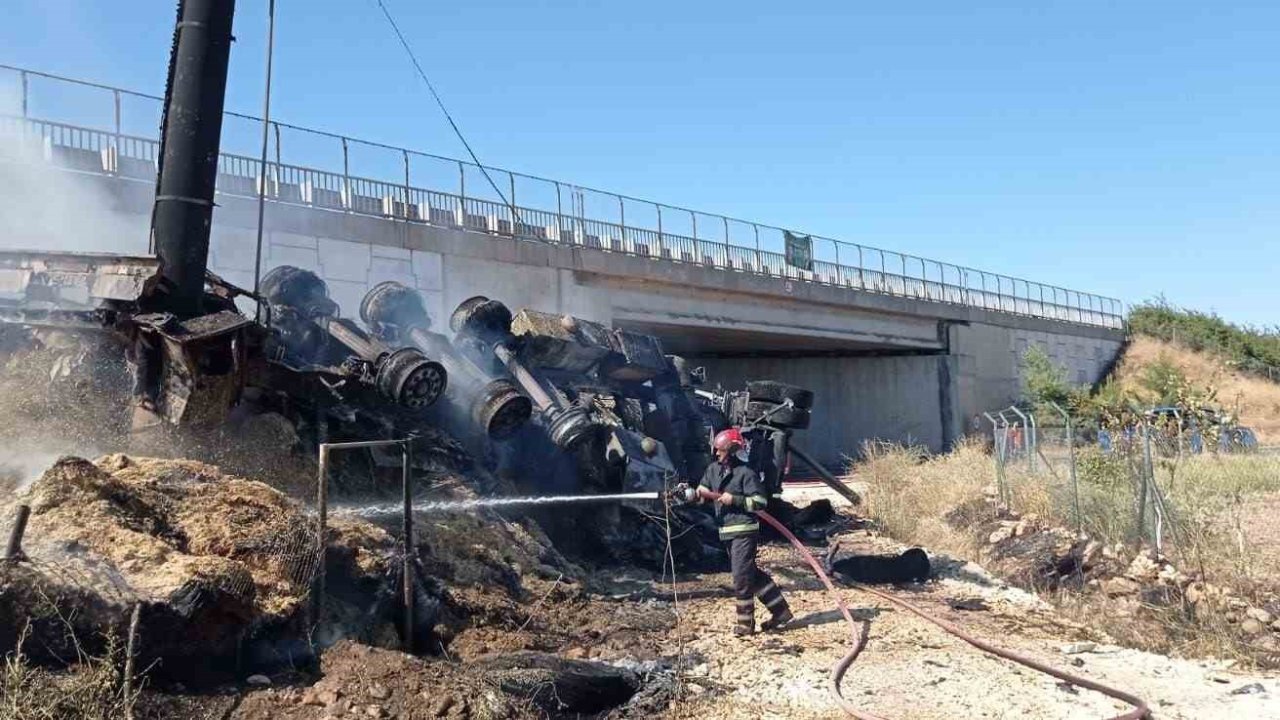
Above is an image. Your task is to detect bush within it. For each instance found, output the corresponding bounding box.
[1129,299,1280,381]
[1021,345,1071,409]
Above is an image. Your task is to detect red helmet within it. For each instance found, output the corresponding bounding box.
[712,428,746,452]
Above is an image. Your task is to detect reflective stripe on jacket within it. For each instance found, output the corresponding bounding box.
[697,459,769,540]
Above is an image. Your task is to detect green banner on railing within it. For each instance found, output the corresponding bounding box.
[784,230,813,271]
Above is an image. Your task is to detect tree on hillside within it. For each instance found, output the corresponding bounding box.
[1021,345,1071,409]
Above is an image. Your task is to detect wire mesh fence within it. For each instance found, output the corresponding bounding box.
[984,404,1280,590]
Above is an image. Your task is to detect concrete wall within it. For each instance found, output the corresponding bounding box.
[950,322,1123,432]
[698,355,956,467]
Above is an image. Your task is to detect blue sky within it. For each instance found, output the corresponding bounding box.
[2,1,1277,327]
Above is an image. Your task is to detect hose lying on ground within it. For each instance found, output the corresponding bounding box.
[696,487,1152,720]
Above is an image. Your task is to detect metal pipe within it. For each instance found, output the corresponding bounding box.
[315,443,329,631]
[493,342,557,413]
[149,0,237,317]
[315,437,408,632]
[321,317,383,359]
[787,443,861,506]
[5,504,30,561]
[401,440,415,653]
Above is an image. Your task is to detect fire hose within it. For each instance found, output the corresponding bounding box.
[678,486,1150,720]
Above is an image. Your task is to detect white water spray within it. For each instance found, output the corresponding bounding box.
[333,491,663,517]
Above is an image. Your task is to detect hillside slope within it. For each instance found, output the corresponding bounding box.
[1111,335,1280,443]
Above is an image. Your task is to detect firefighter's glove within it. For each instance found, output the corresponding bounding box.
[669,483,698,505]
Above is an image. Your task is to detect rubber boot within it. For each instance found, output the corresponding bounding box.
[734,598,755,636]
[761,606,793,632]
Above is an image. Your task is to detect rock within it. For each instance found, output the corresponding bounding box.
[1228,597,1249,611]
[1080,541,1102,566]
[988,525,1015,544]
[368,684,391,700]
[1126,553,1160,581]
[1230,683,1266,696]
[1242,619,1266,636]
[302,688,342,707]
[246,674,272,686]
[1157,564,1186,586]
[1245,608,1274,625]
[1271,619,1280,633]
[563,647,588,660]
[1101,577,1140,598]
[1208,674,1232,684]
[1060,642,1096,655]
[365,706,387,718]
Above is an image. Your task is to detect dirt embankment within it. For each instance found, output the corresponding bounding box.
[1114,335,1280,442]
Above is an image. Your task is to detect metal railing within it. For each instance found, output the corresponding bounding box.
[0,64,1123,328]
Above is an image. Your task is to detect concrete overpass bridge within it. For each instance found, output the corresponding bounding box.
[0,66,1125,466]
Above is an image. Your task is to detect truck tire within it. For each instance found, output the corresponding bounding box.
[746,380,814,409]
[744,401,810,429]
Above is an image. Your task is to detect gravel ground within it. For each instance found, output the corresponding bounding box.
[662,530,1279,719]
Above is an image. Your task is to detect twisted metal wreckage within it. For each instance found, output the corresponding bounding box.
[0,0,1153,716]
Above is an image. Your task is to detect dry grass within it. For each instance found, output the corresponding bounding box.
[856,438,990,561]
[1,623,141,720]
[1114,336,1280,443]
[849,441,1280,666]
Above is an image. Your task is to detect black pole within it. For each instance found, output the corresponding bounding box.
[150,0,237,317]
[5,505,30,561]
[788,443,863,507]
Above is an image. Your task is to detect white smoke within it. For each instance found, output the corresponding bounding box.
[0,443,97,494]
[0,79,150,255]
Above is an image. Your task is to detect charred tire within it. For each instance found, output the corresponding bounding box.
[744,400,810,429]
[746,380,814,410]
[449,296,513,339]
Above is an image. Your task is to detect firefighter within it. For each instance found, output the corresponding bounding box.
[695,428,793,636]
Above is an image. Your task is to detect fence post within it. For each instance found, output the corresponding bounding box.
[1009,405,1034,472]
[111,89,122,174]
[5,504,30,561]
[1138,421,1152,544]
[458,161,466,223]
[314,444,330,632]
[123,602,143,719]
[341,137,351,211]
[401,439,415,653]
[656,204,664,255]
[982,413,1006,512]
[753,224,761,271]
[402,150,412,219]
[509,172,517,232]
[1049,402,1082,535]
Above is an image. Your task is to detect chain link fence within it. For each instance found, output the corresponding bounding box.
[983,404,1280,588]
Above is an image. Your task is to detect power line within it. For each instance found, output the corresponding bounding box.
[373,0,516,213]
[252,0,278,322]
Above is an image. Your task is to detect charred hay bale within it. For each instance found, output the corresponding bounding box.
[3,455,396,682]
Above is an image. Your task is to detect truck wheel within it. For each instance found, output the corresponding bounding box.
[746,380,814,409]
[744,401,811,429]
